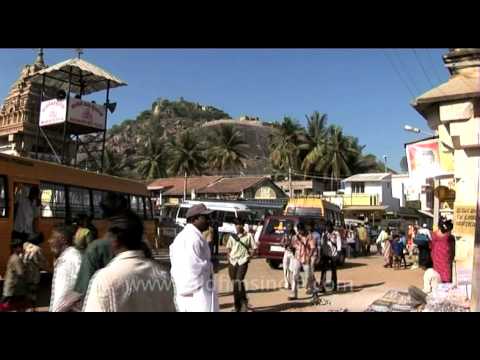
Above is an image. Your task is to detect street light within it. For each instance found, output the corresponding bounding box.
[383,155,388,172]
[404,124,435,137]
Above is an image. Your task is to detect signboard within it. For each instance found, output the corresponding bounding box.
[40,99,67,127]
[454,205,476,237]
[39,98,106,130]
[255,186,277,200]
[68,98,106,130]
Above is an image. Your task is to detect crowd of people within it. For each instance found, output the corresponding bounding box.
[1,188,176,312]
[0,190,458,312]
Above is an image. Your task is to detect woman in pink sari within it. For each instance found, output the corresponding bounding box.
[431,220,455,283]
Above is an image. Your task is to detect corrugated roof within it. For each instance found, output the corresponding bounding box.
[343,173,390,182]
[197,176,268,194]
[147,176,222,196]
[28,58,127,95]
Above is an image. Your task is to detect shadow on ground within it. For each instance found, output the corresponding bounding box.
[252,300,314,312]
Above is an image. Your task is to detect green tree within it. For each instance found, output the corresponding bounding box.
[102,148,130,177]
[167,130,206,176]
[301,112,329,174]
[309,125,359,188]
[400,156,408,172]
[269,117,305,172]
[135,138,168,180]
[206,124,248,173]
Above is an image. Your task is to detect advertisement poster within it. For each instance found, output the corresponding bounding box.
[406,139,444,179]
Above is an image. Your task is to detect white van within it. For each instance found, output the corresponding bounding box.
[176,200,253,235]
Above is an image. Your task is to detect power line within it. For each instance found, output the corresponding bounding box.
[391,50,423,95]
[425,49,445,84]
[383,51,416,98]
[412,48,435,89]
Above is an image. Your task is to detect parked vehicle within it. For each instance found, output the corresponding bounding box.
[175,200,253,236]
[257,215,346,269]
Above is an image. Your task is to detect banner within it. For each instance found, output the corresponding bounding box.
[39,99,67,127]
[406,138,453,181]
[39,98,106,130]
[68,98,106,130]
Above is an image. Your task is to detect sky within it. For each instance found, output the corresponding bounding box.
[0,48,450,172]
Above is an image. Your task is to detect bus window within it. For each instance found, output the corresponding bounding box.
[130,195,145,219]
[0,176,7,217]
[177,207,189,219]
[40,182,66,218]
[92,190,108,219]
[69,186,92,219]
[144,197,153,220]
[223,211,236,224]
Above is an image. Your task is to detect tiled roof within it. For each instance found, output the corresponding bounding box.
[197,176,268,194]
[148,176,222,195]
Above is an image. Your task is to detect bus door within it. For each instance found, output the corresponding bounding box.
[0,175,12,273]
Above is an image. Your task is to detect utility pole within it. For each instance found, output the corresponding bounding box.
[383,155,388,173]
[289,167,293,199]
[183,171,188,202]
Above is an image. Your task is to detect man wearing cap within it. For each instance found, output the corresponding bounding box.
[169,203,219,312]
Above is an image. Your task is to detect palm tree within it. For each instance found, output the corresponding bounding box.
[135,138,168,180]
[167,130,206,176]
[207,124,248,173]
[308,125,359,188]
[269,117,305,172]
[102,148,130,177]
[301,112,329,174]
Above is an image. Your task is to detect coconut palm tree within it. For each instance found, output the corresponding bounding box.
[309,125,359,188]
[167,130,206,176]
[135,138,168,180]
[269,117,306,172]
[206,124,248,173]
[301,112,329,174]
[102,148,130,177]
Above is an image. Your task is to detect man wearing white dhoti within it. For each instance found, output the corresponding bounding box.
[169,204,219,312]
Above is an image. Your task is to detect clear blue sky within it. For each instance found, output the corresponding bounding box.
[0,48,450,172]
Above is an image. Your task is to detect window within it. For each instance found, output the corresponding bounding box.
[265,219,295,236]
[69,186,92,219]
[0,176,7,218]
[40,182,66,218]
[177,207,189,219]
[223,211,236,224]
[92,190,108,219]
[130,195,145,218]
[144,197,153,220]
[352,182,365,194]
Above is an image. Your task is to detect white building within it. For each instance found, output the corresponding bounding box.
[341,173,400,222]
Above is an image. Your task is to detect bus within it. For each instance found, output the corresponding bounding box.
[284,197,343,226]
[0,153,156,274]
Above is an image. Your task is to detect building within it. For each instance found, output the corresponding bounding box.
[0,50,63,160]
[275,179,327,197]
[411,48,480,309]
[341,173,400,224]
[148,175,287,217]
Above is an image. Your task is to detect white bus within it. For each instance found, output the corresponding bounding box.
[176,200,254,235]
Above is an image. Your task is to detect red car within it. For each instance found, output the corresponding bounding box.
[258,215,346,269]
[257,215,302,269]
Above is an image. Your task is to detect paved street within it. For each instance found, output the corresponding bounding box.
[215,252,424,312]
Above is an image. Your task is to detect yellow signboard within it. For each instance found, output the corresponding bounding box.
[454,205,476,237]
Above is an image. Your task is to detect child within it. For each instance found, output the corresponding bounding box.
[392,233,407,270]
[0,238,29,312]
[73,213,94,252]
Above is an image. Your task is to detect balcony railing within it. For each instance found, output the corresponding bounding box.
[343,193,380,207]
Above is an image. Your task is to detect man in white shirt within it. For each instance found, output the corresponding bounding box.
[169,203,219,312]
[83,211,176,312]
[48,224,82,312]
[13,186,41,243]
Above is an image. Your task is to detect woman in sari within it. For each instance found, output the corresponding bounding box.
[382,229,393,268]
[431,220,455,283]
